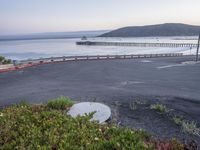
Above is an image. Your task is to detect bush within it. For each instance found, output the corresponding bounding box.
[0,56,11,64]
[0,56,4,62]
[0,98,186,150]
[150,104,169,113]
[182,121,199,135]
[173,116,184,125]
[0,103,156,150]
[173,116,200,136]
[47,96,74,110]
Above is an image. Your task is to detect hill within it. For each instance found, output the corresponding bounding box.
[99,23,200,37]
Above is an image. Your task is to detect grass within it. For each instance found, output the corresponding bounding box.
[129,102,138,110]
[173,116,184,125]
[173,116,200,136]
[129,99,147,110]
[182,121,200,136]
[47,96,74,110]
[149,103,200,137]
[150,103,169,113]
[0,97,185,150]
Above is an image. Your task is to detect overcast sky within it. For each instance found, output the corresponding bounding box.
[0,0,200,35]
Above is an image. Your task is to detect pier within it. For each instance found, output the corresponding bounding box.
[76,41,197,48]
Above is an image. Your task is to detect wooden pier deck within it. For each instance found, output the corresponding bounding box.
[76,41,197,48]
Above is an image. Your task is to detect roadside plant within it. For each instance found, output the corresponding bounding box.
[182,121,200,136]
[0,102,156,150]
[173,116,200,137]
[47,96,74,110]
[0,56,11,64]
[173,116,184,125]
[0,97,189,149]
[130,99,147,110]
[150,103,169,113]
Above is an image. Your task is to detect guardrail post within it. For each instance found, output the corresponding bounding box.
[196,32,200,62]
[131,55,133,59]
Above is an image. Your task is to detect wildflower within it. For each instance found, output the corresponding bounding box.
[94,137,99,141]
[0,113,3,117]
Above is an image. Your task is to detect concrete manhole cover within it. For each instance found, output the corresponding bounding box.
[68,102,111,124]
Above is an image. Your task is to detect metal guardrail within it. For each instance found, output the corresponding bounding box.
[19,53,183,65]
[0,53,184,73]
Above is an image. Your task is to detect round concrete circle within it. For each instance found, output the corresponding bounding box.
[68,102,111,124]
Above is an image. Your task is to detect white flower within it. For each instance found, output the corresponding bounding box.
[94,137,99,141]
[0,113,3,117]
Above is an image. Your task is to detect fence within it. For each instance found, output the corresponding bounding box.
[0,53,184,73]
[20,53,183,64]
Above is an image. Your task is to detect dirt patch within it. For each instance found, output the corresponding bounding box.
[108,96,200,146]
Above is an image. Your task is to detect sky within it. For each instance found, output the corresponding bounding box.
[0,0,200,35]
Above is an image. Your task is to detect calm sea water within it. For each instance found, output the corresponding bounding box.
[0,37,198,60]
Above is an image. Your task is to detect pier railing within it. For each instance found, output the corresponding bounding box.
[76,41,197,48]
[19,53,183,65]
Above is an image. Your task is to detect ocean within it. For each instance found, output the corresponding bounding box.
[0,37,198,60]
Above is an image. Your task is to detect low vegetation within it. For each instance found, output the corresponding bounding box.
[173,116,200,137]
[0,56,11,65]
[129,99,147,110]
[173,116,184,125]
[150,103,169,113]
[47,96,74,110]
[0,97,186,150]
[150,103,200,137]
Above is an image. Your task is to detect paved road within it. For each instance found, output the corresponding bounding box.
[1,55,200,143]
[0,56,200,107]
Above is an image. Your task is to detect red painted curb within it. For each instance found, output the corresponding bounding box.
[0,62,48,73]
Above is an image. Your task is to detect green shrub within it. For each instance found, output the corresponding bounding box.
[2,59,12,64]
[0,99,186,150]
[47,96,74,110]
[130,99,147,110]
[0,56,11,64]
[0,56,4,62]
[0,103,156,150]
[150,104,169,113]
[173,116,184,125]
[182,121,200,136]
[173,116,200,136]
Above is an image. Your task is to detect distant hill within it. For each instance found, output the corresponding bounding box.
[99,23,200,37]
[0,30,110,41]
